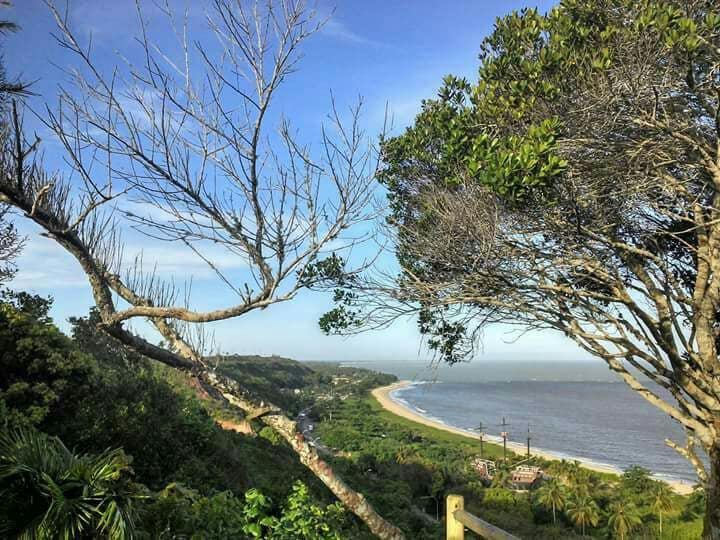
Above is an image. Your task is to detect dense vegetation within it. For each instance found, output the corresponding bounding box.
[313,395,705,539]
[0,286,707,538]
[215,355,395,416]
[0,290,387,538]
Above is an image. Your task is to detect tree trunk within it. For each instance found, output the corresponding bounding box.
[704,445,720,539]
[552,503,556,524]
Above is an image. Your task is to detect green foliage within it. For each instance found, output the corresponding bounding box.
[214,354,325,414]
[607,500,643,539]
[681,486,706,520]
[251,481,346,540]
[566,493,600,535]
[141,480,346,540]
[338,0,720,366]
[259,426,284,446]
[0,293,391,537]
[536,478,568,523]
[650,483,674,535]
[140,482,247,538]
[0,427,143,539]
[620,465,655,496]
[299,254,352,288]
[0,293,95,428]
[0,295,321,500]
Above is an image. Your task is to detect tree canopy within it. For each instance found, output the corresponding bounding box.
[321,0,720,535]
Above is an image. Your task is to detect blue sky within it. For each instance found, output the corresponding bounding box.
[4,0,598,365]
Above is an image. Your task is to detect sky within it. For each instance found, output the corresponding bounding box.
[3,0,600,365]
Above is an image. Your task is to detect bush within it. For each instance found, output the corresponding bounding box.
[140,480,347,539]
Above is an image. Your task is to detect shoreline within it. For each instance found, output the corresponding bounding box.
[371,380,695,496]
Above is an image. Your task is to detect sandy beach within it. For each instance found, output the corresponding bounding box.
[371,380,695,495]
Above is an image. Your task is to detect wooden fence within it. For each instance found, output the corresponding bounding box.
[446,494,521,540]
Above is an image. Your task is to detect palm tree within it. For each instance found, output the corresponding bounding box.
[536,478,567,524]
[650,484,674,537]
[566,494,600,537]
[570,468,593,498]
[0,428,143,539]
[607,500,642,540]
[491,468,511,489]
[566,460,581,481]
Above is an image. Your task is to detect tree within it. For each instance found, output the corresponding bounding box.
[490,468,512,489]
[607,500,643,540]
[142,480,348,539]
[650,483,674,536]
[319,1,720,535]
[0,427,142,539]
[0,291,96,428]
[0,2,25,285]
[0,205,20,284]
[536,478,567,524]
[565,494,600,537]
[621,466,655,497]
[0,0,402,537]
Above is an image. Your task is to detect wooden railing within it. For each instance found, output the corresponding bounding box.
[446,494,521,540]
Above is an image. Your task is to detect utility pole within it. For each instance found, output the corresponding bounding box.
[526,423,531,457]
[475,421,486,458]
[499,416,510,462]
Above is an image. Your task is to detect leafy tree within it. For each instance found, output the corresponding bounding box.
[491,468,512,489]
[566,494,600,536]
[620,465,655,496]
[0,428,142,539]
[0,293,95,428]
[69,308,147,370]
[682,485,707,521]
[650,483,674,536]
[142,480,346,540]
[536,478,568,524]
[140,482,248,539]
[320,0,720,534]
[265,481,346,540]
[0,205,20,284]
[483,487,518,508]
[0,0,400,533]
[0,3,27,284]
[569,468,594,498]
[607,500,643,540]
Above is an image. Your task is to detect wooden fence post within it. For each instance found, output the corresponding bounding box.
[446,494,465,540]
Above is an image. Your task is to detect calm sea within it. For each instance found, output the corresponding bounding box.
[338,360,702,483]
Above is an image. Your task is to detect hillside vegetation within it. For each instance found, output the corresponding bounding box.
[0,288,706,538]
[312,396,704,539]
[0,290,390,538]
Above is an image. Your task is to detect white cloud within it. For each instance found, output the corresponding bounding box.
[122,242,248,278]
[321,20,384,47]
[10,226,249,291]
[11,235,89,290]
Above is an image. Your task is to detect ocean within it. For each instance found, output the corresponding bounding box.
[339,360,703,483]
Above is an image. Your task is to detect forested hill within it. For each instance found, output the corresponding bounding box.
[213,354,396,414]
[0,293,396,538]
